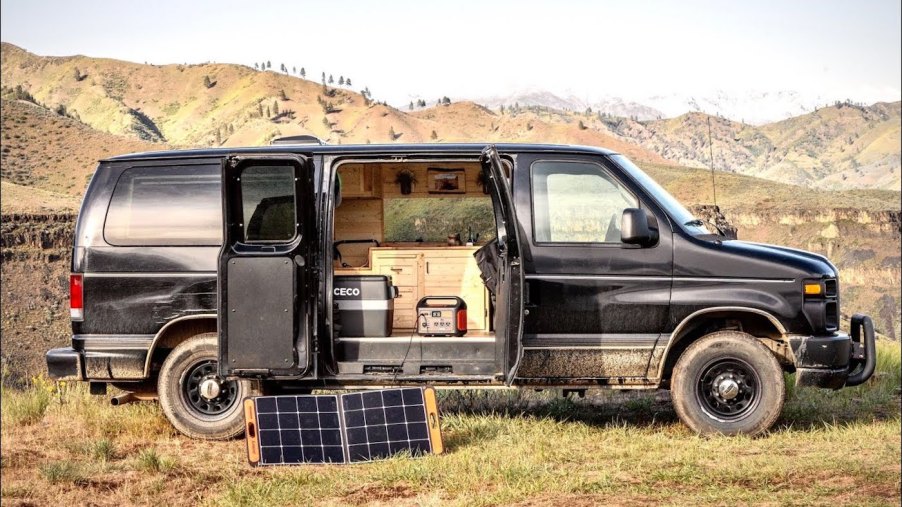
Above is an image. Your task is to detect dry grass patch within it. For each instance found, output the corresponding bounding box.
[1,343,899,506]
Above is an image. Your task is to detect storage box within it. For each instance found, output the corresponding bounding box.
[334,275,398,337]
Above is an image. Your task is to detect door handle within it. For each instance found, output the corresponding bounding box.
[294,255,305,267]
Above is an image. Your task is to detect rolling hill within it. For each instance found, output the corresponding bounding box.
[598,102,901,191]
[0,97,168,210]
[3,42,898,192]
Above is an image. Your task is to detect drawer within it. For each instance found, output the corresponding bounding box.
[378,263,417,287]
[393,287,418,307]
[393,310,418,330]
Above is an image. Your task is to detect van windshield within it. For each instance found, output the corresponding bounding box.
[610,154,711,235]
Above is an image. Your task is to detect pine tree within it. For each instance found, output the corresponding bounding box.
[300,67,306,78]
[409,101,414,111]
[228,124,235,134]
[442,96,451,105]
[345,78,351,87]
[266,106,271,117]
[500,104,505,114]
[430,130,438,140]
[216,128,222,145]
[322,116,330,128]
[578,120,587,130]
[292,66,296,74]
[258,103,264,117]
[279,89,288,101]
[389,126,396,140]
[273,100,279,115]
[254,63,259,70]
[266,61,271,69]
[328,74,334,84]
[339,76,345,86]
[203,75,213,88]
[321,72,326,84]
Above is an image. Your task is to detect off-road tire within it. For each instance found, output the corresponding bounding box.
[158,333,260,440]
[671,331,785,436]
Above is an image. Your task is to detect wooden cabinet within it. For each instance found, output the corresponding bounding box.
[422,251,488,332]
[336,247,489,331]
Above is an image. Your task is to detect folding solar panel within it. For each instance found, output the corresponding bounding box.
[244,387,443,466]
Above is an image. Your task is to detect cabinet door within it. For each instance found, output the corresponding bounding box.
[422,252,489,330]
[373,253,420,330]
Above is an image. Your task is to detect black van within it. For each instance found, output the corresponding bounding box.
[47,142,876,439]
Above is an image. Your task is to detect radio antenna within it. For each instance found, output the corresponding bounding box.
[706,115,718,208]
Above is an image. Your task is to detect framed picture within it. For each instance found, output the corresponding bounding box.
[427,168,465,194]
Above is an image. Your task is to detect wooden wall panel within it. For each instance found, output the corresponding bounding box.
[334,198,383,268]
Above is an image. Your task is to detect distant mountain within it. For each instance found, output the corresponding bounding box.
[599,101,901,191]
[641,90,830,125]
[475,89,665,121]
[1,42,898,192]
[0,42,664,163]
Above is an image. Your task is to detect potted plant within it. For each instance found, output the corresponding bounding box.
[395,169,417,195]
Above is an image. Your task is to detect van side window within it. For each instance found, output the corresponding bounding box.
[531,160,638,244]
[104,165,222,246]
[240,165,296,242]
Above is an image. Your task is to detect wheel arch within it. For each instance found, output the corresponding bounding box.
[143,314,218,377]
[656,306,789,385]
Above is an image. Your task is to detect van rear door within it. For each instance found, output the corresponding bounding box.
[219,154,315,377]
[481,146,525,385]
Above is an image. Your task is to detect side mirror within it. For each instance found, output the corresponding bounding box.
[621,208,658,246]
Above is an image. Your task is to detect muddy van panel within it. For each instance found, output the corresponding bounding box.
[47,143,875,439]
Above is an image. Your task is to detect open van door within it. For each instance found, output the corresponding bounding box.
[480,146,525,385]
[219,154,315,378]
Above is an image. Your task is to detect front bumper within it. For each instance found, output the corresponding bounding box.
[789,314,877,389]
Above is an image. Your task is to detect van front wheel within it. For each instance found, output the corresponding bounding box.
[157,333,260,440]
[671,331,785,436]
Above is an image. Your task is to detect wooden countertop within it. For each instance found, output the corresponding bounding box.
[377,243,483,250]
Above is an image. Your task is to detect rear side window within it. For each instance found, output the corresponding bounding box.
[104,165,222,246]
[531,160,638,244]
[240,165,297,243]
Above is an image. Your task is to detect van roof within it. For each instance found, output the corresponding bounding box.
[103,143,619,162]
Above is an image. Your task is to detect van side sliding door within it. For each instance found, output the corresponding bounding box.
[219,154,315,378]
[481,146,525,385]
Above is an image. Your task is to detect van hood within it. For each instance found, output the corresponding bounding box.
[675,236,838,280]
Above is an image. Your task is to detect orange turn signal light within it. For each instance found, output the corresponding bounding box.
[804,283,822,295]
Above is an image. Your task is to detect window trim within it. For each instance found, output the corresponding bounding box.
[102,164,223,247]
[529,158,639,247]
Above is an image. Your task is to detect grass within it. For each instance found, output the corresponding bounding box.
[134,448,176,473]
[1,341,899,506]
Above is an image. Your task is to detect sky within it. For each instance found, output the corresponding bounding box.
[1,0,900,108]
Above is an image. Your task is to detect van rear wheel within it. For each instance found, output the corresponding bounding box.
[671,331,784,436]
[158,333,260,440]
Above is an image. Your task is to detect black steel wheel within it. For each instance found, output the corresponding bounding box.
[671,331,785,436]
[158,333,261,440]
[695,358,761,421]
[181,360,239,416]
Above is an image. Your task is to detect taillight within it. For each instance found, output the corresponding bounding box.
[456,309,467,333]
[70,274,84,321]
